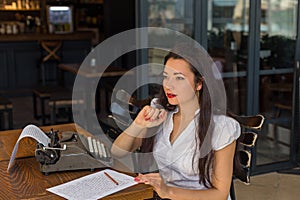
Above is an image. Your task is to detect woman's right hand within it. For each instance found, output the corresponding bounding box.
[134,105,167,128]
[111,105,167,157]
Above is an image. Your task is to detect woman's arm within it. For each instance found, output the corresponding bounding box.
[136,141,236,200]
[111,121,145,157]
[111,105,167,157]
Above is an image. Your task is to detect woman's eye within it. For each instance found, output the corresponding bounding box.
[163,75,168,79]
[176,76,185,80]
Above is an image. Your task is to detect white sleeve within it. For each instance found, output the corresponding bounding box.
[212,115,241,151]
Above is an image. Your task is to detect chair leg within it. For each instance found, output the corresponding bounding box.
[230,179,236,200]
[8,108,13,129]
[0,111,3,131]
[41,97,46,125]
[68,107,72,122]
[33,92,38,120]
[50,103,56,125]
[0,109,13,130]
[41,63,46,86]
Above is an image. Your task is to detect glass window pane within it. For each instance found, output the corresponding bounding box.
[257,0,297,165]
[208,0,250,114]
[260,0,297,70]
[147,0,194,36]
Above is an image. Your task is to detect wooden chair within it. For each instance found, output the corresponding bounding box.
[228,112,265,200]
[32,86,71,125]
[48,90,84,124]
[0,96,13,130]
[39,41,62,86]
[33,41,72,125]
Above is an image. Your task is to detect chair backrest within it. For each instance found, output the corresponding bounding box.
[230,113,264,182]
[40,41,62,62]
[228,112,265,199]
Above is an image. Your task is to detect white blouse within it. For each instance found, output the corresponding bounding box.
[152,106,240,199]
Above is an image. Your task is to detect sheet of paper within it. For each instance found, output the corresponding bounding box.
[7,124,50,171]
[47,169,138,200]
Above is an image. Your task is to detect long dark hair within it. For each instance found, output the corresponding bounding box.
[140,44,215,188]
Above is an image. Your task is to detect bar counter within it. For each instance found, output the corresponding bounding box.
[0,31,95,42]
[0,31,93,91]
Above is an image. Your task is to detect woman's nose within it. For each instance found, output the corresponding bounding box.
[164,78,174,89]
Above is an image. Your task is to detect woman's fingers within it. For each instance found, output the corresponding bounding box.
[143,107,166,121]
[158,109,167,121]
[147,109,160,121]
[134,173,166,197]
[144,106,155,120]
[134,173,161,183]
[135,106,167,128]
[146,108,166,121]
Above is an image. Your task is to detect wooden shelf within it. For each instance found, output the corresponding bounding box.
[0,8,39,11]
[79,0,104,4]
[0,31,95,42]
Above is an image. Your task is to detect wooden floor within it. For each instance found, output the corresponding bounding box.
[234,171,300,200]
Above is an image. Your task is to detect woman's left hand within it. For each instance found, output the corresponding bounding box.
[134,173,169,199]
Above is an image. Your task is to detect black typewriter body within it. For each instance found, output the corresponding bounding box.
[35,130,113,175]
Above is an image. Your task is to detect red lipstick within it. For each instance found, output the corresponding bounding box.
[166,93,177,98]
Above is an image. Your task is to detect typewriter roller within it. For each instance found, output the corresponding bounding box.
[35,130,113,175]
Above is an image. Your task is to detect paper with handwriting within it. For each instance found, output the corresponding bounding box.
[47,169,138,200]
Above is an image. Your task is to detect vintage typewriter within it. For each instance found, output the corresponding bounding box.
[35,129,113,175]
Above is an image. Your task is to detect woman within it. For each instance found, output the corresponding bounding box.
[111,44,240,200]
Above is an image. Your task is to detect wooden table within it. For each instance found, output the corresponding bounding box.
[58,63,131,79]
[0,123,153,200]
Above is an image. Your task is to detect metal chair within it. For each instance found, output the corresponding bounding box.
[228,112,265,200]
